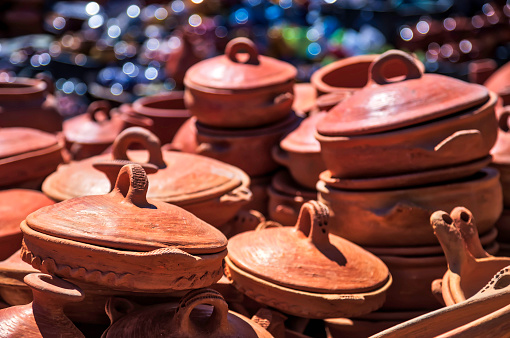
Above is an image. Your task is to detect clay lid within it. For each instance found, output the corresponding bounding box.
[0,128,58,159]
[42,127,248,204]
[227,201,390,293]
[280,112,325,153]
[317,50,490,136]
[184,37,296,91]
[27,164,227,254]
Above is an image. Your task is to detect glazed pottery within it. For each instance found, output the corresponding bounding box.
[317,168,502,247]
[43,127,252,227]
[184,37,296,128]
[272,112,326,189]
[0,190,54,260]
[23,164,228,292]
[0,127,64,188]
[226,201,392,318]
[63,100,125,160]
[316,50,498,179]
[102,289,273,337]
[0,75,62,133]
[485,60,510,105]
[267,170,316,227]
[292,83,317,116]
[0,273,84,337]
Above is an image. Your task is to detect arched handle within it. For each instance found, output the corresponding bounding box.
[36,72,55,95]
[225,37,259,65]
[368,50,423,85]
[256,220,283,231]
[105,297,138,324]
[93,159,158,191]
[451,207,490,259]
[294,200,330,247]
[172,288,232,336]
[24,273,84,305]
[111,164,150,208]
[498,106,510,132]
[87,100,112,122]
[112,127,166,168]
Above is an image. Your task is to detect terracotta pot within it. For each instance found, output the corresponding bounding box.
[102,289,273,337]
[226,201,391,318]
[168,116,198,153]
[43,127,252,227]
[184,37,296,128]
[317,168,502,247]
[23,164,228,292]
[272,112,326,189]
[267,171,316,227]
[195,113,301,176]
[0,127,64,189]
[485,60,510,105]
[316,50,497,179]
[0,273,84,337]
[0,75,62,133]
[63,100,125,160]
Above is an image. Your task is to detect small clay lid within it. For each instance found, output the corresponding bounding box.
[317,50,490,136]
[227,201,390,293]
[184,37,296,90]
[280,112,325,153]
[0,128,58,159]
[27,164,227,255]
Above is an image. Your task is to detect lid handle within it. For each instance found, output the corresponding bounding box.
[225,37,259,65]
[87,100,112,122]
[93,160,158,191]
[112,127,166,168]
[451,207,490,259]
[112,164,150,207]
[369,50,423,85]
[294,200,331,247]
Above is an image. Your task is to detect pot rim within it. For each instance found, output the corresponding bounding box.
[0,77,46,100]
[132,92,190,118]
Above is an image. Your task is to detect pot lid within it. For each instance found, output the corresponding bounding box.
[0,128,58,159]
[280,112,325,153]
[317,50,490,136]
[227,201,390,293]
[42,127,249,204]
[184,37,296,90]
[27,164,227,254]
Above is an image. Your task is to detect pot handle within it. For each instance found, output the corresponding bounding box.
[112,127,166,168]
[36,72,55,95]
[256,220,283,231]
[219,186,252,204]
[87,100,112,122]
[105,297,138,324]
[294,200,331,248]
[172,288,232,336]
[498,106,510,132]
[451,207,490,259]
[93,160,158,191]
[433,129,484,156]
[25,273,84,305]
[368,50,422,85]
[271,145,291,166]
[225,37,259,65]
[111,164,151,208]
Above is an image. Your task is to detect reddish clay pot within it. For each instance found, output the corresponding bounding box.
[272,112,326,189]
[184,37,296,128]
[485,60,510,105]
[168,116,198,153]
[226,201,391,318]
[317,168,502,247]
[267,171,316,227]
[23,164,228,292]
[0,75,62,133]
[0,273,84,337]
[0,190,54,261]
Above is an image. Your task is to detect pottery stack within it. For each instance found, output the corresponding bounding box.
[313,50,502,316]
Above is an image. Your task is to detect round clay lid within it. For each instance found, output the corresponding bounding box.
[27,164,227,254]
[0,128,58,159]
[280,112,325,153]
[317,50,490,136]
[184,37,296,90]
[227,201,390,293]
[42,127,248,204]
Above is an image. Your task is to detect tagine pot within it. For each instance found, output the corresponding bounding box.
[184,37,296,128]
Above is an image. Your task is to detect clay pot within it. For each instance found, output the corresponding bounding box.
[316,50,497,179]
[292,83,317,116]
[63,100,125,160]
[0,127,64,189]
[317,168,502,247]
[272,112,326,189]
[226,201,391,318]
[0,75,62,133]
[43,127,252,227]
[195,113,301,176]
[0,273,84,337]
[102,289,273,337]
[23,164,228,292]
[485,60,510,105]
[168,116,198,153]
[267,171,316,227]
[242,172,274,216]
[184,37,296,128]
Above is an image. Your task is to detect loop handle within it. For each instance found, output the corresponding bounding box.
[87,100,112,122]
[498,106,510,132]
[225,37,259,65]
[93,160,158,191]
[112,127,166,168]
[112,164,150,208]
[369,50,423,85]
[294,200,331,248]
[24,273,84,305]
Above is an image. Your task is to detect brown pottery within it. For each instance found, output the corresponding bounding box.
[485,60,510,105]
[184,37,296,128]
[226,201,392,318]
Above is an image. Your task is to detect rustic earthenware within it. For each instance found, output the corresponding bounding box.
[0,273,84,337]
[0,75,62,133]
[226,201,391,318]
[102,289,273,337]
[485,60,510,105]
[272,112,326,189]
[184,37,296,128]
[317,168,502,247]
[195,113,301,176]
[316,50,498,179]
[267,170,316,227]
[167,116,197,153]
[292,83,317,116]
[43,127,252,227]
[0,127,64,189]
[23,164,228,292]
[63,100,125,160]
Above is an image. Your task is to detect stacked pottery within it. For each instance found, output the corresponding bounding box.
[314,50,502,317]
